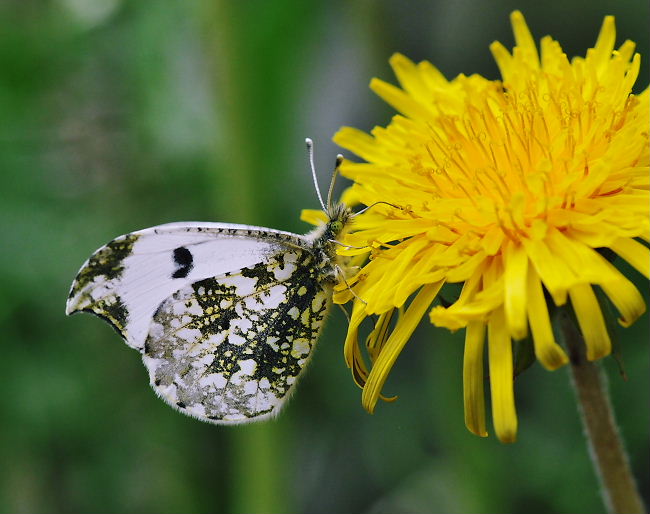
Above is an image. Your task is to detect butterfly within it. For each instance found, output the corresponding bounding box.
[66,139,352,424]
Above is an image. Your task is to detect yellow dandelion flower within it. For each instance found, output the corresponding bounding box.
[331,11,648,443]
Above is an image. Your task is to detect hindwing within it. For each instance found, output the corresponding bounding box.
[143,248,331,423]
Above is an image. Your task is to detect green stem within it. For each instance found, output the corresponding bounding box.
[200,0,256,221]
[559,310,646,514]
[199,2,291,513]
[229,424,290,514]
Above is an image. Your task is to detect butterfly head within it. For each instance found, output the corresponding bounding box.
[325,201,352,240]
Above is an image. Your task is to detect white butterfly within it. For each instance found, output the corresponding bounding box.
[66,140,352,424]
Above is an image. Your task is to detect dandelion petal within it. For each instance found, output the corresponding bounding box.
[488,309,518,443]
[464,321,488,437]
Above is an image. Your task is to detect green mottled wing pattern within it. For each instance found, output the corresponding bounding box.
[143,247,332,423]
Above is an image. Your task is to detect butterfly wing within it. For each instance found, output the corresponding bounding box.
[67,222,332,423]
[143,247,331,423]
[66,222,306,350]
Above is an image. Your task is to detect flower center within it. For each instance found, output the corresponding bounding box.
[409,73,639,243]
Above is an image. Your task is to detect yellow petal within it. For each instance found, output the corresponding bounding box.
[526,267,568,370]
[339,185,362,208]
[464,321,488,437]
[568,283,611,360]
[366,308,395,362]
[361,283,441,413]
[599,270,646,328]
[366,237,430,314]
[620,52,641,97]
[333,126,389,164]
[563,238,646,328]
[488,308,518,443]
[370,78,434,121]
[417,60,449,89]
[392,240,444,307]
[430,264,503,330]
[489,40,512,79]
[546,228,619,285]
[300,209,327,226]
[389,53,430,103]
[343,300,370,387]
[610,237,650,279]
[504,242,529,340]
[589,15,616,72]
[481,225,506,256]
[522,238,574,305]
[444,249,488,283]
[510,10,540,68]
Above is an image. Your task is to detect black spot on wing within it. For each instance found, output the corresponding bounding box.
[172,246,194,279]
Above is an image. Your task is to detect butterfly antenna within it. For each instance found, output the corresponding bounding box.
[351,200,401,217]
[326,155,343,211]
[306,138,327,212]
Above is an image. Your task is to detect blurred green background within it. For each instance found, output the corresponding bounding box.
[1,1,648,513]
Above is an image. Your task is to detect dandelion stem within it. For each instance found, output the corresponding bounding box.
[199,2,291,512]
[559,309,646,514]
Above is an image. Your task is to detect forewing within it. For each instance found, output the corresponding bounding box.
[143,247,331,424]
[66,222,306,350]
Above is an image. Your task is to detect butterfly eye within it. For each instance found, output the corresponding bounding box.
[330,220,344,234]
